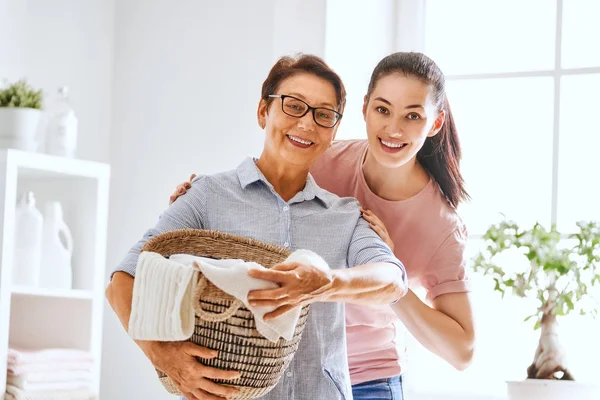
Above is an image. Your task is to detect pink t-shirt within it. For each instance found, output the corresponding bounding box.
[310,139,470,385]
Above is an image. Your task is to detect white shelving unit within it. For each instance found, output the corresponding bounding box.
[0,149,110,400]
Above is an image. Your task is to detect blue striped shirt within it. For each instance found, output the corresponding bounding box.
[115,157,406,400]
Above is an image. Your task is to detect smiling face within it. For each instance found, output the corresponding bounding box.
[363,73,445,169]
[257,73,340,169]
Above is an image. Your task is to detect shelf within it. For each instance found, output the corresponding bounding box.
[0,149,110,396]
[0,149,110,180]
[11,285,94,300]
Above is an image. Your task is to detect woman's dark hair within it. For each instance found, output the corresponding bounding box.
[366,52,469,208]
[262,54,346,113]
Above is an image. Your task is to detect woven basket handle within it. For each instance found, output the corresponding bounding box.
[193,274,243,322]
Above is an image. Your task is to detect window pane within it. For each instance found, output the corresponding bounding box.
[557,74,600,231]
[562,0,600,68]
[447,77,554,235]
[425,0,556,75]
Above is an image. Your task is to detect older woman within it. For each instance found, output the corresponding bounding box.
[105,54,407,400]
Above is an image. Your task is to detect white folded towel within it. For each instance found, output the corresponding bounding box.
[7,348,93,365]
[129,249,329,343]
[5,385,96,400]
[6,376,91,392]
[128,252,200,341]
[8,361,94,376]
[7,371,93,386]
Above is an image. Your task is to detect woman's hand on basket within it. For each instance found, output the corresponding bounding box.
[247,262,334,320]
[169,174,196,205]
[146,340,240,400]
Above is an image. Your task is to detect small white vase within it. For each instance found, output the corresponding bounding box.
[507,379,598,400]
[0,107,42,152]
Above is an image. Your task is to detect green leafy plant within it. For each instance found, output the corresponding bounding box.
[0,79,44,109]
[472,220,600,380]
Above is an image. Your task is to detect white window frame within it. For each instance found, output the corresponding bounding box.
[401,1,600,398]
[418,0,600,233]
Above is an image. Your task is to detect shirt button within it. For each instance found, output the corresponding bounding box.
[284,242,290,248]
[282,206,289,212]
[286,371,292,377]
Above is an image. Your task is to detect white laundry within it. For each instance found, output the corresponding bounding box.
[4,385,96,400]
[128,252,199,341]
[129,249,329,343]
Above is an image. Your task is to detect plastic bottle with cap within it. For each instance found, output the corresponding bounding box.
[13,191,44,286]
[45,86,78,158]
[39,201,74,290]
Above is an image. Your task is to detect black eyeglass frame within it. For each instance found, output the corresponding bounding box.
[268,94,343,128]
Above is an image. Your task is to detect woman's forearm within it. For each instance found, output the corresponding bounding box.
[105,272,135,329]
[105,272,157,359]
[392,290,475,370]
[106,272,241,397]
[326,262,406,305]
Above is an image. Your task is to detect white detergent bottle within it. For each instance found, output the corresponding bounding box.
[45,86,78,158]
[40,201,74,290]
[13,192,44,286]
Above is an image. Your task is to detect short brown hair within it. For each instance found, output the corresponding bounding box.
[261,54,346,113]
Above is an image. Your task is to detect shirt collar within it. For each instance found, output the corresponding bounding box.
[236,157,332,207]
[236,157,264,188]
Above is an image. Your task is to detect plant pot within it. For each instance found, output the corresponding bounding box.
[0,107,42,152]
[507,379,599,400]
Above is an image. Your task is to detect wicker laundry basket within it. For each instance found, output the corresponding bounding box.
[140,229,310,399]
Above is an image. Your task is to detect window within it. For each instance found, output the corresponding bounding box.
[324,1,600,397]
[402,0,600,397]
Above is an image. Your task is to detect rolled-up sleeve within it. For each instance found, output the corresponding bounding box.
[347,216,408,291]
[422,226,471,303]
[111,177,207,278]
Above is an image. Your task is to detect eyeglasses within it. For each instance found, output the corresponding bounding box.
[268,94,342,128]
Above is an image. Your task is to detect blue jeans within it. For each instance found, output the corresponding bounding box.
[351,376,404,400]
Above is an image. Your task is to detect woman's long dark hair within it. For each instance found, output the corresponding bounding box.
[366,52,469,208]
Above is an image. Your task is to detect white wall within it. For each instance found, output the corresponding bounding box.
[272,0,327,59]
[0,0,26,80]
[0,0,115,163]
[324,0,396,140]
[102,1,326,399]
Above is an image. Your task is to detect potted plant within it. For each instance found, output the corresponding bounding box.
[0,79,44,152]
[472,220,600,400]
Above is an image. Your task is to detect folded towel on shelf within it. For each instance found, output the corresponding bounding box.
[4,385,96,400]
[6,376,92,392]
[7,348,93,365]
[7,370,93,386]
[129,249,329,343]
[7,360,94,376]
